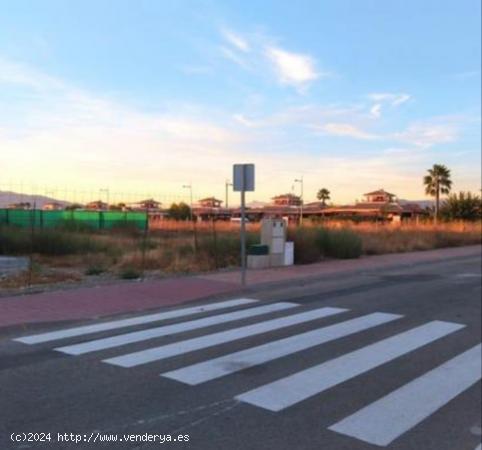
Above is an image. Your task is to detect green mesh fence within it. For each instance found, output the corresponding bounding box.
[0,209,148,230]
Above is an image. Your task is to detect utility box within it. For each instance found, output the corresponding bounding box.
[261,218,286,267]
[284,241,294,266]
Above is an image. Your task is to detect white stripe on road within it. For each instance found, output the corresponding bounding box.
[162,312,403,385]
[474,444,481,450]
[236,320,465,411]
[56,302,298,355]
[14,298,258,344]
[104,307,348,368]
[329,344,482,447]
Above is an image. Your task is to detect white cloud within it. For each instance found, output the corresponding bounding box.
[368,92,411,107]
[266,46,319,90]
[221,28,250,52]
[366,92,411,118]
[394,122,458,148]
[370,103,382,118]
[2,57,478,203]
[219,46,249,69]
[392,94,411,106]
[316,123,379,140]
[233,114,258,127]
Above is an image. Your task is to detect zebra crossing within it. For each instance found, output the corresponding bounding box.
[13,297,481,448]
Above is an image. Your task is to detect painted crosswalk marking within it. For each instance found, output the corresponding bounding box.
[103,307,348,368]
[55,302,298,355]
[329,343,482,446]
[14,298,258,345]
[162,312,403,385]
[236,320,465,411]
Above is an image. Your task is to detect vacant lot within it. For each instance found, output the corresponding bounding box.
[0,220,480,289]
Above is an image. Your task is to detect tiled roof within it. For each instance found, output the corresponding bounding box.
[363,189,395,196]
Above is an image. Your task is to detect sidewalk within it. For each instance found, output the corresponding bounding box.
[0,245,480,329]
[200,245,482,286]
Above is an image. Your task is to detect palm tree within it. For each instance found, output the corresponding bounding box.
[317,188,331,206]
[423,164,452,222]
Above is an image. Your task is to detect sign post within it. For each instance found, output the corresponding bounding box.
[233,164,255,286]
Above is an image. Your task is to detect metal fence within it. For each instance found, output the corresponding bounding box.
[0,209,148,231]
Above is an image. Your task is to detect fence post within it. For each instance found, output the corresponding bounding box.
[141,209,148,278]
[211,217,218,269]
[27,204,36,287]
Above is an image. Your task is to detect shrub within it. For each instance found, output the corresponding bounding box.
[287,226,362,263]
[440,192,482,221]
[0,226,114,256]
[85,265,105,276]
[57,219,94,233]
[324,229,363,259]
[119,267,141,279]
[288,227,322,264]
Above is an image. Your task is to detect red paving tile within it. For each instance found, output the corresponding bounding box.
[0,278,238,328]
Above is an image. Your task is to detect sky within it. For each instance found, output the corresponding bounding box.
[0,0,480,205]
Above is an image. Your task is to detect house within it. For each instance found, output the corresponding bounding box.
[362,189,396,203]
[128,198,162,211]
[42,202,64,211]
[272,193,302,206]
[198,197,223,208]
[7,202,31,210]
[85,200,108,211]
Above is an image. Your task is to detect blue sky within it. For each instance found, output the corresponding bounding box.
[0,0,480,203]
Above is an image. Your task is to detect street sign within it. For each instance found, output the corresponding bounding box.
[233,164,255,192]
[232,163,255,286]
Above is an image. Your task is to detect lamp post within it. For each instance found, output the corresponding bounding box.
[225,179,233,208]
[294,177,304,226]
[99,188,110,209]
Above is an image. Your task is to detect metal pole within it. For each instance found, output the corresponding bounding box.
[300,177,304,226]
[189,186,193,221]
[225,180,232,208]
[295,177,304,226]
[240,189,246,286]
[225,180,228,209]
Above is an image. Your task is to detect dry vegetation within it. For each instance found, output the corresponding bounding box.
[0,220,480,289]
[338,221,482,254]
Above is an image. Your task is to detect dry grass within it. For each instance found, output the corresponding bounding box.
[0,220,480,291]
[333,221,482,254]
[0,268,81,289]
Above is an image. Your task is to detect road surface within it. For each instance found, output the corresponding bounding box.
[1,250,481,450]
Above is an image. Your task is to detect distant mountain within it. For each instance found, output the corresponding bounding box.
[0,191,71,208]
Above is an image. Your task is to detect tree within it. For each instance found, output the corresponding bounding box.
[440,191,482,221]
[167,202,192,220]
[316,188,331,206]
[423,164,452,222]
[65,203,83,211]
[109,202,127,211]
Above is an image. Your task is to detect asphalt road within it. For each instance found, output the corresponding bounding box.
[1,250,481,450]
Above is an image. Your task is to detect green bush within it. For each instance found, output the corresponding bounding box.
[85,265,105,276]
[119,267,141,279]
[0,226,114,256]
[287,226,362,263]
[289,227,322,264]
[324,229,363,259]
